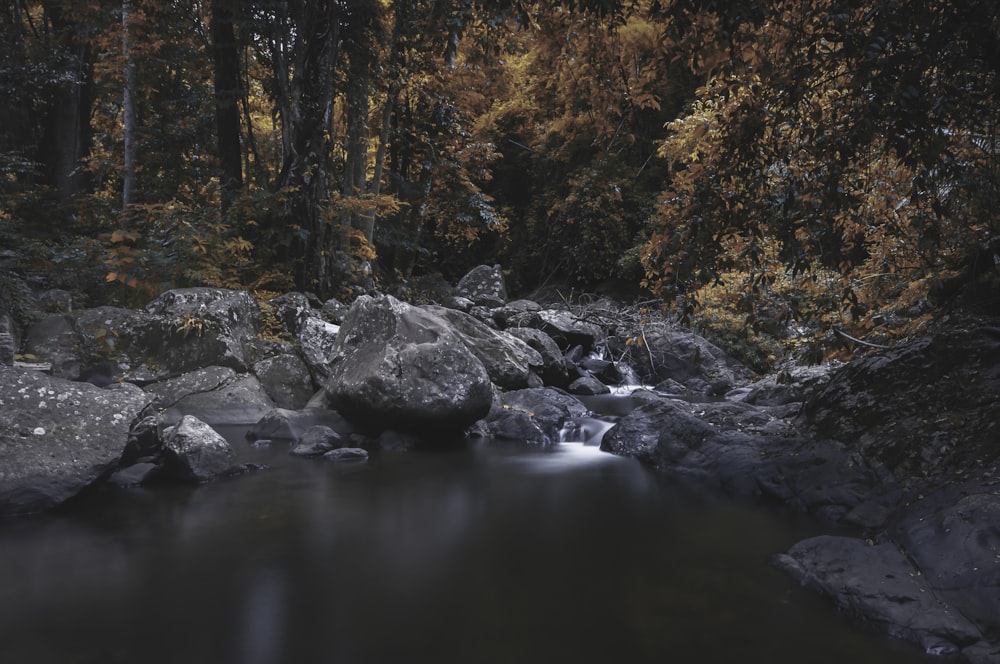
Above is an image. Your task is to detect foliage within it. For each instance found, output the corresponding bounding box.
[641,0,1000,344]
[1,0,997,355]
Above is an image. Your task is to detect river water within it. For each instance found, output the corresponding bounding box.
[0,430,932,664]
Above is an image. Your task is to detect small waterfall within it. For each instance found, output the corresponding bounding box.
[558,417,616,446]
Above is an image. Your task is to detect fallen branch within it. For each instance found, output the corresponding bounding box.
[832,326,892,350]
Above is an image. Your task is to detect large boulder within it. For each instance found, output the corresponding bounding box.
[252,350,316,409]
[297,316,341,381]
[423,305,542,389]
[0,366,153,516]
[145,367,276,426]
[161,415,238,483]
[531,309,604,350]
[600,393,888,521]
[505,326,576,388]
[636,322,750,393]
[772,535,982,657]
[889,489,1000,651]
[480,387,590,444]
[140,288,262,376]
[800,326,1000,483]
[455,264,507,307]
[22,289,264,383]
[325,295,493,433]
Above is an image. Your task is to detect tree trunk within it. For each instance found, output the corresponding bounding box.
[211,0,243,212]
[278,0,340,295]
[361,85,396,243]
[121,0,137,210]
[37,4,92,202]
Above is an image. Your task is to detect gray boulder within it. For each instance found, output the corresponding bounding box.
[455,264,507,307]
[601,394,886,520]
[492,299,542,328]
[146,367,276,425]
[252,351,316,409]
[290,425,343,456]
[249,407,355,442]
[629,322,750,393]
[891,491,1000,648]
[772,535,982,657]
[567,375,610,395]
[480,387,589,444]
[0,366,153,516]
[531,309,603,350]
[423,305,542,389]
[505,326,576,388]
[297,316,341,381]
[266,292,314,335]
[161,415,238,483]
[325,295,493,433]
[140,288,261,376]
[323,447,369,462]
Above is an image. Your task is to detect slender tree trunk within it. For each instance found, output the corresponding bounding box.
[37,5,92,202]
[279,0,340,295]
[211,0,243,212]
[121,0,137,210]
[361,85,396,243]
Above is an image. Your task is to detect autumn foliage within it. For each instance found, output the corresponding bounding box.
[1,0,998,351]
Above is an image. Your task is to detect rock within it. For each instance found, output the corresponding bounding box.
[801,327,1000,482]
[505,326,576,388]
[320,297,349,323]
[481,387,589,444]
[107,462,160,487]
[323,447,369,462]
[0,331,13,366]
[890,490,1000,643]
[120,415,163,466]
[484,409,553,444]
[249,407,355,442]
[266,292,314,336]
[291,425,342,456]
[742,361,842,407]
[23,311,89,379]
[531,309,604,350]
[325,294,492,434]
[567,375,610,395]
[492,299,542,328]
[423,305,542,389]
[0,366,153,516]
[252,351,316,409]
[600,393,884,517]
[146,368,276,426]
[636,323,749,391]
[161,415,238,483]
[455,264,507,307]
[297,316,341,381]
[772,535,981,656]
[141,288,261,375]
[578,356,624,384]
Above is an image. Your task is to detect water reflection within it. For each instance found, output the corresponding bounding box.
[0,436,933,664]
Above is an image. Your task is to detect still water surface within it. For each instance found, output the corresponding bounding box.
[0,433,932,664]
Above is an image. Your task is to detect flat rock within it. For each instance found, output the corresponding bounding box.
[0,366,153,516]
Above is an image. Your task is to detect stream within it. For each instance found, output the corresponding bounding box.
[0,421,934,664]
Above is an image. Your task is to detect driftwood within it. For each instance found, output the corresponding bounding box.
[832,326,892,350]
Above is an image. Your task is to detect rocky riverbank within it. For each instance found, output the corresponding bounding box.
[1,264,998,661]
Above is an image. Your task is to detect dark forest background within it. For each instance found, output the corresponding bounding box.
[3,0,999,362]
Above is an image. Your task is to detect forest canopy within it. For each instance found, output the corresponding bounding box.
[2,0,998,354]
